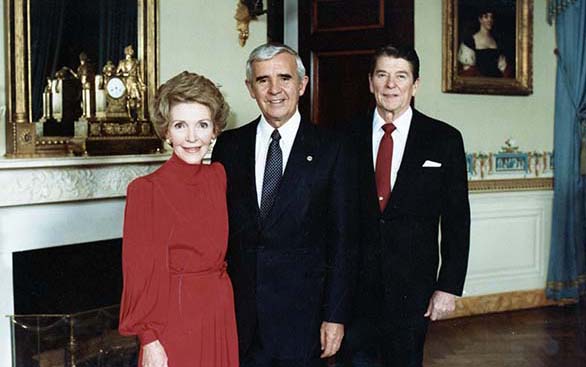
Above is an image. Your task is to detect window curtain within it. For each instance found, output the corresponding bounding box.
[546,0,586,300]
[29,0,136,122]
[547,0,581,24]
[30,0,66,122]
[97,0,137,68]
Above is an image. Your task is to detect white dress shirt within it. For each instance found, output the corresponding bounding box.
[372,107,413,190]
[255,111,301,207]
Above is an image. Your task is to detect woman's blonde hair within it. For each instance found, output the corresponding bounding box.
[150,71,230,138]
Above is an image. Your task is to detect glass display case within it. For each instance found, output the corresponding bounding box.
[8,305,137,367]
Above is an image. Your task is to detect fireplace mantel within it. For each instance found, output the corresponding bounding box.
[0,154,169,207]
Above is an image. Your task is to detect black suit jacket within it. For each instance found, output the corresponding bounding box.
[212,117,353,359]
[350,109,470,323]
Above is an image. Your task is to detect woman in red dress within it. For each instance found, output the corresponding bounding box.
[119,71,238,367]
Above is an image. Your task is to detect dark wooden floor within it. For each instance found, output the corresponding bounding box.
[424,302,586,366]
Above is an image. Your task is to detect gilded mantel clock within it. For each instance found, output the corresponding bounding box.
[102,77,128,118]
[80,45,161,155]
[106,77,126,99]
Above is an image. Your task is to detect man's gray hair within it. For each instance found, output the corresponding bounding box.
[246,43,306,82]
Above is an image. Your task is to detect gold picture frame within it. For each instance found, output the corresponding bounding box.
[442,0,533,95]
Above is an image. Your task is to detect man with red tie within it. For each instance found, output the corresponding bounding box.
[343,45,471,366]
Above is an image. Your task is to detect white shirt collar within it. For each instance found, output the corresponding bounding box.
[373,106,413,134]
[257,110,301,144]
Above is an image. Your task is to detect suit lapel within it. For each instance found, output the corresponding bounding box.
[360,114,376,177]
[384,109,427,214]
[262,120,316,229]
[356,112,380,216]
[240,118,261,222]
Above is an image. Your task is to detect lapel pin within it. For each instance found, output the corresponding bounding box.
[306,155,313,162]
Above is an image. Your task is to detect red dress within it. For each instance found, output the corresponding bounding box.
[119,153,238,367]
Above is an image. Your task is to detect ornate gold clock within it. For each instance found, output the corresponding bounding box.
[36,45,162,156]
[106,77,126,99]
[103,76,128,118]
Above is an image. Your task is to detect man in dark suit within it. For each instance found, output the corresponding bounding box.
[344,45,471,367]
[212,43,353,367]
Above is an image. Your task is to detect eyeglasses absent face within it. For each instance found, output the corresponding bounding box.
[369,56,419,121]
[166,102,216,164]
[246,52,308,128]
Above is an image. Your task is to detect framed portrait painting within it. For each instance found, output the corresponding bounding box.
[442,0,533,95]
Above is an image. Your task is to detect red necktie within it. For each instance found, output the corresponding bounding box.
[375,123,396,211]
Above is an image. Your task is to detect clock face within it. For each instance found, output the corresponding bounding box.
[106,78,126,99]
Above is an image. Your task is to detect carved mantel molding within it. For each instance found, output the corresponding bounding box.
[0,152,554,208]
[0,154,169,207]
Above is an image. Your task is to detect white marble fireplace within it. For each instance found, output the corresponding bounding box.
[0,154,167,367]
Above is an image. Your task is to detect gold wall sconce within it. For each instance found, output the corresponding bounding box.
[235,0,267,47]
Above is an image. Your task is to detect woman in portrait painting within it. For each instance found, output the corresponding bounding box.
[119,71,238,367]
[458,7,513,78]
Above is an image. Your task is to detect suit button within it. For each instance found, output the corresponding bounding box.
[379,219,385,224]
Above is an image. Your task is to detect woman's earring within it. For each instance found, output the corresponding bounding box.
[208,138,217,153]
[165,138,172,146]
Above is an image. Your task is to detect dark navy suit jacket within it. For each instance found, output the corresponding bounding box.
[349,109,470,324]
[212,117,354,360]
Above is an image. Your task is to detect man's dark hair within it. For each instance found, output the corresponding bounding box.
[370,45,420,80]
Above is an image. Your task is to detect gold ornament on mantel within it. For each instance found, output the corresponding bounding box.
[36,44,161,156]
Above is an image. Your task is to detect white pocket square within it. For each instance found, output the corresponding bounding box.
[422,160,442,167]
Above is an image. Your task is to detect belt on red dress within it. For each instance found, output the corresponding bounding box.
[169,261,228,278]
[171,262,228,319]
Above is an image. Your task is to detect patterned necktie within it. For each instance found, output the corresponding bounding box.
[260,129,282,221]
[375,123,396,212]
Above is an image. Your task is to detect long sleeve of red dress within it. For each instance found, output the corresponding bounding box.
[119,178,169,345]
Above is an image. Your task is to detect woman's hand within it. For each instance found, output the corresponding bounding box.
[142,340,168,367]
